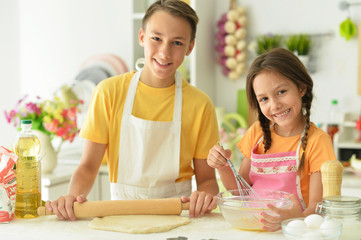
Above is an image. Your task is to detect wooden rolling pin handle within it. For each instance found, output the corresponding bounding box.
[37,198,190,218]
[182,201,190,210]
[37,206,52,216]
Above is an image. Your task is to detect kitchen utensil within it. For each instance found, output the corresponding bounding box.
[217,142,264,206]
[339,1,361,11]
[321,160,344,197]
[37,198,189,219]
[282,217,343,240]
[217,189,291,231]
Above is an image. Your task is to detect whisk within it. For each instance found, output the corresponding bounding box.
[217,142,265,206]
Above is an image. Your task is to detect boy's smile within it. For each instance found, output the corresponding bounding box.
[138,10,194,88]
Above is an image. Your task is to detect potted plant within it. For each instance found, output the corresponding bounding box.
[285,34,311,67]
[255,34,283,55]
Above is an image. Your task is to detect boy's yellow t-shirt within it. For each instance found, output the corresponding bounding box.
[80,71,219,183]
[237,121,336,206]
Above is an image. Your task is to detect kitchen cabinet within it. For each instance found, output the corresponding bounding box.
[131,0,217,101]
[98,168,111,200]
[41,164,110,202]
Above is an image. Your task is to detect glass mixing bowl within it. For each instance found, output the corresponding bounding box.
[217,189,292,231]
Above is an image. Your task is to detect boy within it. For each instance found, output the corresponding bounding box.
[46,0,219,221]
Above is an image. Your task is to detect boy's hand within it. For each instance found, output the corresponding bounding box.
[45,194,88,221]
[181,191,217,218]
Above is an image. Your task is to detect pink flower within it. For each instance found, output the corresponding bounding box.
[25,102,41,115]
[16,94,28,106]
[44,121,58,132]
[287,166,296,172]
[52,118,60,126]
[4,109,18,123]
[61,109,68,118]
[56,127,66,138]
[5,93,83,143]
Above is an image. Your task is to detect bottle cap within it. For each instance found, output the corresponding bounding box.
[331,99,338,105]
[21,119,32,124]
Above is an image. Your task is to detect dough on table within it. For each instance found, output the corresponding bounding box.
[88,215,191,234]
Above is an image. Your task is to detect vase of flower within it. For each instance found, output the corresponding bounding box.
[4,93,83,174]
[34,130,59,174]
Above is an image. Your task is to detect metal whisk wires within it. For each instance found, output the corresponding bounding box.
[217,142,265,205]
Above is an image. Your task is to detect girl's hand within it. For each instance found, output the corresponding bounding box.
[260,194,303,232]
[45,194,88,221]
[207,144,232,169]
[181,191,217,218]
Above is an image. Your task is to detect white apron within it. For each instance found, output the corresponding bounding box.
[110,70,191,200]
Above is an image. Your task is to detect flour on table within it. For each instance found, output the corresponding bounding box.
[88,215,191,234]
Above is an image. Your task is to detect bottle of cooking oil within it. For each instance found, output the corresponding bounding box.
[15,119,41,218]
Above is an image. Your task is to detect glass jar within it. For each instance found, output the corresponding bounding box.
[316,195,361,240]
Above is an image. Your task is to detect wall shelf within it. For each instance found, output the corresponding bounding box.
[334,112,361,161]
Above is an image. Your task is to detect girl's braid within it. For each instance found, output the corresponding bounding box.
[258,108,272,153]
[298,102,312,173]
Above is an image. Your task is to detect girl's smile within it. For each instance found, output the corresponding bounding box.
[273,108,290,118]
[253,70,306,137]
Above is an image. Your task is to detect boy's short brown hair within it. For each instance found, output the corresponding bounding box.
[142,0,199,42]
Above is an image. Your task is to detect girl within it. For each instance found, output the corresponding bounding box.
[207,48,336,231]
[46,0,219,221]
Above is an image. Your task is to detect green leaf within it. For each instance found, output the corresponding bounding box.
[256,34,282,55]
[285,34,311,55]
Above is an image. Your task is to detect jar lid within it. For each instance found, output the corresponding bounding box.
[322,195,361,208]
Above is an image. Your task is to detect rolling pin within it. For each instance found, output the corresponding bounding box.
[321,160,344,197]
[37,198,190,218]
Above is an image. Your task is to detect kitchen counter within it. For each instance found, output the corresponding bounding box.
[1,212,286,240]
[6,165,360,239]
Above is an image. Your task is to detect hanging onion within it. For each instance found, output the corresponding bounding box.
[215,1,248,80]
